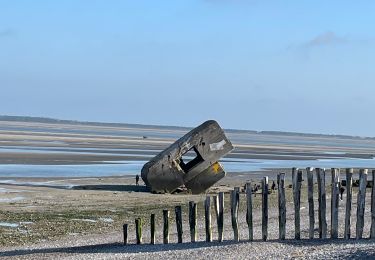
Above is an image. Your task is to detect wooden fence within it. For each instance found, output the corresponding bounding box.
[122,168,375,245]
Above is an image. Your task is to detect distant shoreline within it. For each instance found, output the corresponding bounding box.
[1,114,374,140]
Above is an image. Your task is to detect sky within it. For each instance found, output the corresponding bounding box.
[1,1,375,136]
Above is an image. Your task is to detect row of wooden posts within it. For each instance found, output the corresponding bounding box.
[123,168,375,245]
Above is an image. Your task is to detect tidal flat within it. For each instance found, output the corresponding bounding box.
[1,118,375,257]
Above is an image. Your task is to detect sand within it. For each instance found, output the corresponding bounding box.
[1,120,375,258]
[2,178,375,259]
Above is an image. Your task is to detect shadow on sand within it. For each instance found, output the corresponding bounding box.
[1,241,236,257]
[72,184,150,192]
[2,239,375,258]
[0,182,149,192]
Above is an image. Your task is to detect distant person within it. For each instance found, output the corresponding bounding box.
[271,181,276,191]
[136,174,140,186]
[253,184,258,197]
[340,184,345,200]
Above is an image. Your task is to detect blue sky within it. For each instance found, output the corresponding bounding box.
[1,1,375,136]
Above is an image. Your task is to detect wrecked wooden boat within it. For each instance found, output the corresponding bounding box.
[141,120,233,194]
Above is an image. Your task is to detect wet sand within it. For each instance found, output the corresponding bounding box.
[1,119,375,166]
[1,118,375,257]
[2,173,375,259]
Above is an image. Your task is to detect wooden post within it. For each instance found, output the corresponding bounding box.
[292,168,302,240]
[135,218,142,244]
[213,195,219,221]
[213,195,222,242]
[163,210,169,244]
[306,167,315,239]
[246,182,253,241]
[371,170,375,239]
[356,169,368,239]
[277,173,286,240]
[123,224,128,245]
[175,206,183,243]
[150,214,155,245]
[189,201,197,242]
[344,168,353,239]
[262,176,269,241]
[217,192,224,242]
[231,188,240,242]
[331,168,340,239]
[317,168,327,239]
[205,196,212,242]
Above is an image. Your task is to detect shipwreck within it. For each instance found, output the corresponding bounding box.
[141,120,233,194]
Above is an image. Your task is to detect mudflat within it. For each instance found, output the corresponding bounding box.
[1,118,375,258]
[1,119,375,166]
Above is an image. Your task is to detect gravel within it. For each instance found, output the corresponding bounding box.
[2,191,375,259]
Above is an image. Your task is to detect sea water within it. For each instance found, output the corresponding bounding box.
[0,157,375,178]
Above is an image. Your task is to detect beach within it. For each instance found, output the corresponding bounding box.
[1,118,375,259]
[2,173,375,259]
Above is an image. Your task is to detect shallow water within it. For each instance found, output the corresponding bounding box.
[0,163,143,177]
[0,196,25,202]
[0,222,19,228]
[0,158,375,178]
[224,158,375,172]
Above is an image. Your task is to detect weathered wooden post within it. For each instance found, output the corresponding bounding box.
[344,168,353,239]
[231,188,240,241]
[123,224,128,245]
[331,168,340,239]
[213,195,222,242]
[371,170,375,239]
[163,210,169,244]
[292,168,302,240]
[217,192,224,242]
[150,214,155,245]
[306,167,315,239]
[356,169,368,239]
[262,176,269,241]
[277,173,286,240]
[316,168,327,239]
[135,218,143,244]
[175,206,183,243]
[205,196,212,242]
[189,201,197,242]
[246,182,253,241]
[213,195,219,220]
